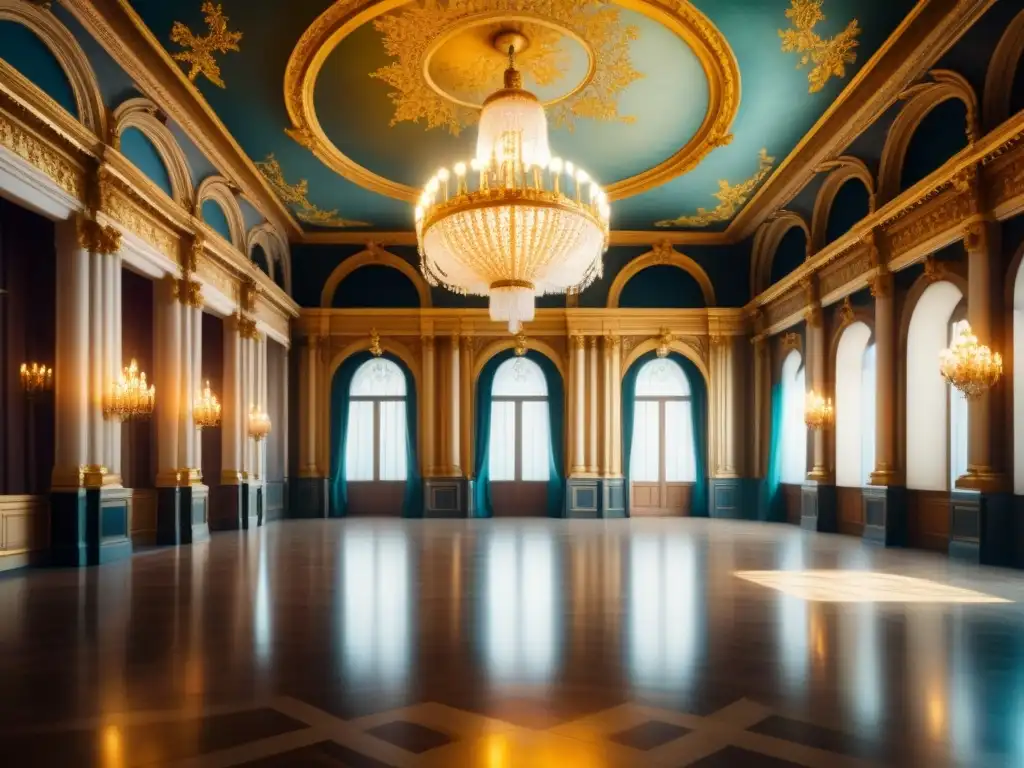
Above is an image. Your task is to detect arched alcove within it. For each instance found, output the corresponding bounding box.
[251,244,271,279]
[835,322,875,487]
[905,280,965,491]
[120,126,174,199]
[0,21,76,115]
[320,248,432,309]
[825,179,872,246]
[900,99,970,192]
[331,264,421,308]
[201,199,233,243]
[770,227,808,286]
[618,265,707,309]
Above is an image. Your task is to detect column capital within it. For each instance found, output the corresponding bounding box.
[237,314,260,340]
[571,334,586,351]
[75,215,121,255]
[869,272,892,298]
[803,303,823,328]
[239,276,259,314]
[603,334,620,349]
[422,335,435,352]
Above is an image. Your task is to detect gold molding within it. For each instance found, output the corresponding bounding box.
[299,229,730,247]
[778,0,861,94]
[282,0,740,203]
[655,148,773,228]
[169,2,242,89]
[606,241,716,308]
[256,154,369,228]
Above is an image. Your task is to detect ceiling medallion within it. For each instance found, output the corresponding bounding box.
[256,155,369,228]
[415,50,609,332]
[655,148,774,228]
[371,1,642,135]
[283,0,740,203]
[779,0,861,94]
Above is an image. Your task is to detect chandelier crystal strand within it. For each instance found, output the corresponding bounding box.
[939,322,1004,398]
[415,44,609,332]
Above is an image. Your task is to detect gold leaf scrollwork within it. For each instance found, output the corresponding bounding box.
[838,296,854,326]
[76,216,121,255]
[237,314,260,340]
[256,155,369,228]
[779,0,861,94]
[369,0,643,136]
[782,332,801,352]
[170,2,243,89]
[655,148,774,228]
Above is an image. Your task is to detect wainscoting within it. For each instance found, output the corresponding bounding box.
[0,495,47,571]
[907,490,950,553]
[836,486,864,536]
[130,489,156,546]
[781,484,802,524]
[265,480,286,522]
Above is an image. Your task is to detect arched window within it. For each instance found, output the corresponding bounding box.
[1014,259,1024,494]
[630,358,696,484]
[906,280,966,490]
[948,318,970,488]
[489,357,550,481]
[345,358,408,482]
[835,323,876,486]
[780,350,807,484]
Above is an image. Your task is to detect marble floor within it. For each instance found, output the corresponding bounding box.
[1,519,1024,767]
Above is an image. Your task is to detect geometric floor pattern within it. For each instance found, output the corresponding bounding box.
[111,696,886,767]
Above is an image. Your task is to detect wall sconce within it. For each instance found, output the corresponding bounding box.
[19,362,52,396]
[105,359,155,421]
[939,321,1003,398]
[248,404,271,443]
[194,380,221,430]
[804,390,834,431]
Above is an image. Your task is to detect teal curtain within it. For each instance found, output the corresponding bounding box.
[621,351,709,517]
[329,352,421,518]
[472,349,565,518]
[761,380,785,522]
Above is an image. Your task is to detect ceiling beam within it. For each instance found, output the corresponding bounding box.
[726,0,998,242]
[60,0,302,240]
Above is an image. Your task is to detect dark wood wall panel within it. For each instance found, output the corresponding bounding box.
[907,490,950,552]
[200,312,223,487]
[121,268,154,489]
[837,486,864,536]
[782,484,802,524]
[0,198,55,495]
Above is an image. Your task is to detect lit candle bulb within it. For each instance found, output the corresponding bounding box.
[454,162,467,194]
[437,167,450,200]
[549,157,563,195]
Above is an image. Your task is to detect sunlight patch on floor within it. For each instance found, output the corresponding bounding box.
[734,570,1012,603]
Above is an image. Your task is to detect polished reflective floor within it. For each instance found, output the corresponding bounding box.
[2,519,1024,766]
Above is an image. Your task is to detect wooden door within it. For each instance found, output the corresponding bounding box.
[629,398,691,516]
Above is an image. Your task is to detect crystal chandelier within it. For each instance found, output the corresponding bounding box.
[194,380,222,430]
[940,321,1003,398]
[19,362,52,395]
[414,44,609,333]
[105,359,155,421]
[804,390,834,431]
[248,404,272,443]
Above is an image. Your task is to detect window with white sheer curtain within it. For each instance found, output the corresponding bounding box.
[629,358,696,482]
[345,358,408,482]
[949,318,970,488]
[780,350,807,484]
[835,323,876,487]
[489,357,551,481]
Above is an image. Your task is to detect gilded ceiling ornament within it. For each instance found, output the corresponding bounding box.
[369,0,642,136]
[256,155,369,228]
[170,2,243,88]
[778,0,861,94]
[654,148,775,228]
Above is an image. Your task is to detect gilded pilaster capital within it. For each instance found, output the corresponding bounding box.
[923,255,946,284]
[239,276,258,314]
[421,335,435,352]
[587,335,598,349]
[237,314,259,340]
[76,215,121,255]
[460,334,474,352]
[804,304,823,329]
[838,296,855,325]
[869,273,892,299]
[572,334,586,351]
[782,332,801,353]
[603,334,621,349]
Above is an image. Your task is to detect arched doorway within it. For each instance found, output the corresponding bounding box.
[623,353,707,517]
[329,354,420,517]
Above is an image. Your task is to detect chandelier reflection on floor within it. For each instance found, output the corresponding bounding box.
[414,40,610,333]
[939,321,1003,398]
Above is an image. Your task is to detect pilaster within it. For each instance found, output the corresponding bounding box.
[586,336,599,474]
[570,334,586,475]
[422,335,437,476]
[868,241,901,487]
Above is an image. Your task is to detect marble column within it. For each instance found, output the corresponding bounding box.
[958,220,1004,491]
[211,315,246,530]
[587,337,599,474]
[571,335,586,475]
[806,306,829,482]
[154,276,182,489]
[869,270,899,486]
[609,335,622,477]
[447,334,461,476]
[460,335,474,476]
[601,335,613,476]
[422,336,436,476]
[752,336,768,479]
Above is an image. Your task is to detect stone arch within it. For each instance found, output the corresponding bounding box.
[195,176,245,250]
[829,304,874,371]
[473,338,566,383]
[0,0,105,135]
[750,211,811,297]
[810,157,876,253]
[607,245,716,309]
[113,98,194,206]
[247,222,291,294]
[983,9,1024,131]
[320,246,432,309]
[621,337,710,386]
[878,70,979,204]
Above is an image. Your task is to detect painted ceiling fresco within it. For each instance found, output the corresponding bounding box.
[125,0,917,232]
